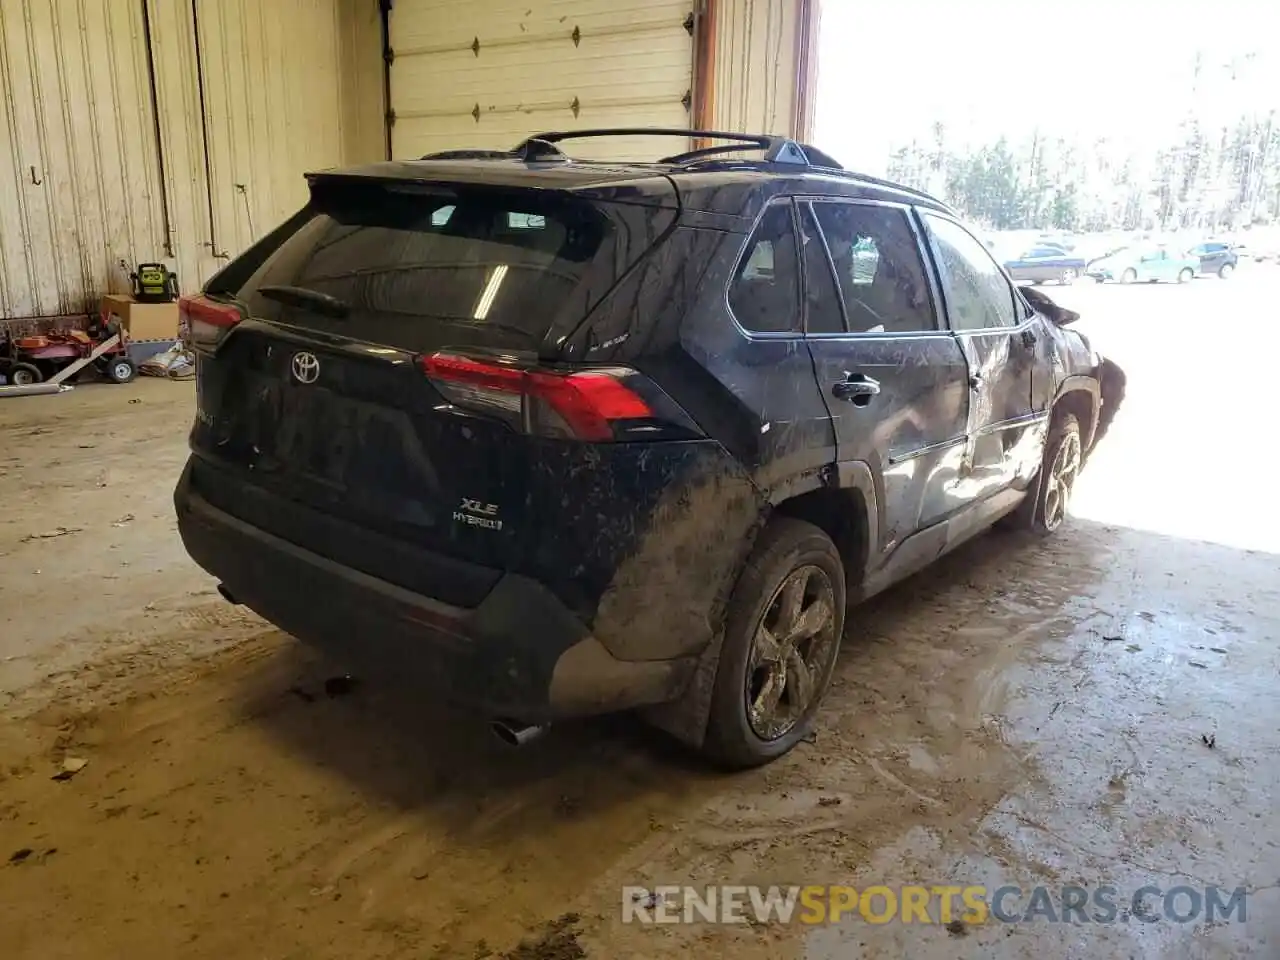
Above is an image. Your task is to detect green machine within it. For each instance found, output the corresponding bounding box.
[130,262,179,303]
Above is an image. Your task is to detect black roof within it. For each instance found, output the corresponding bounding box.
[307,127,956,217]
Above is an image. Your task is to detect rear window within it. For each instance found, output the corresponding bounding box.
[237,183,609,352]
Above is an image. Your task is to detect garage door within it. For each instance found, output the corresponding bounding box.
[388,0,696,162]
[0,0,166,320]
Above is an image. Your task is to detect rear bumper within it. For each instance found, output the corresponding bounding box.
[174,461,695,721]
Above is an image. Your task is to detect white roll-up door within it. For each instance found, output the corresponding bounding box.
[388,0,696,162]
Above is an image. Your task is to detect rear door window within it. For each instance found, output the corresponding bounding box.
[811,201,937,334]
[237,184,609,353]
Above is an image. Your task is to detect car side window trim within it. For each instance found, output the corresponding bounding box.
[723,197,804,341]
[797,196,949,341]
[918,211,1032,334]
[798,200,851,335]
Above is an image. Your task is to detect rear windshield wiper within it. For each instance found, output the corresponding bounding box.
[256,284,350,319]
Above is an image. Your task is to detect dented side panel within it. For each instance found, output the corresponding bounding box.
[1020,285,1125,451]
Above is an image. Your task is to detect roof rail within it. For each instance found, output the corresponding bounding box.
[512,127,843,169]
[417,126,850,173]
[523,127,770,151]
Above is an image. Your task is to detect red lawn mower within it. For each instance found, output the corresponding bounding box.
[0,319,136,386]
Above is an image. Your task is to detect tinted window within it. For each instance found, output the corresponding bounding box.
[811,202,936,334]
[239,184,607,352]
[923,214,1018,331]
[1027,247,1060,258]
[798,204,844,334]
[730,204,800,334]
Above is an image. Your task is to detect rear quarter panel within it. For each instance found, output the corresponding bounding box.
[521,439,765,663]
[553,204,838,662]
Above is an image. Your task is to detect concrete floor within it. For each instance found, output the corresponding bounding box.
[0,270,1277,959]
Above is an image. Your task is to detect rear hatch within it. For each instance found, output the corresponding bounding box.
[187,166,686,604]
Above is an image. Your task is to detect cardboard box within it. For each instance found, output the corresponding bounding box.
[100,293,179,342]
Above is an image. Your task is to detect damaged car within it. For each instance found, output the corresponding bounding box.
[173,129,1124,769]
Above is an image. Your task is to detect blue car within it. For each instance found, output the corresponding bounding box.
[1002,245,1088,285]
[1188,241,1239,278]
[1086,246,1199,284]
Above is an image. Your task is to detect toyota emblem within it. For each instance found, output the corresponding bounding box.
[291,351,320,384]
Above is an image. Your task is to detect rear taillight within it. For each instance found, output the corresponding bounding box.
[180,295,243,352]
[422,351,691,442]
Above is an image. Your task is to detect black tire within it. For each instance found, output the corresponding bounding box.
[1059,268,1077,285]
[1177,267,1194,284]
[1120,268,1138,284]
[9,363,41,386]
[1012,412,1082,536]
[702,518,846,769]
[1218,262,1234,279]
[104,357,136,384]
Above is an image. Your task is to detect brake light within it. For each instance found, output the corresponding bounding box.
[180,295,243,351]
[422,352,653,441]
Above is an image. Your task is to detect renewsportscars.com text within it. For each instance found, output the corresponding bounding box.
[622,884,1248,926]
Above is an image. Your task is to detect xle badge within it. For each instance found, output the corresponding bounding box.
[455,498,502,531]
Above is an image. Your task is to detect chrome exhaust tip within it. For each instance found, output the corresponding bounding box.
[489,718,549,747]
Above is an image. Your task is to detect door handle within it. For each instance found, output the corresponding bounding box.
[969,373,983,390]
[831,374,880,406]
[1020,328,1037,349]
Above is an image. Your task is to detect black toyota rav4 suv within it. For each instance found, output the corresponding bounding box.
[175,129,1124,768]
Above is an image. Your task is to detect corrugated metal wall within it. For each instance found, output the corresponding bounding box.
[338,0,387,166]
[0,0,376,322]
[0,0,815,321]
[388,0,697,161]
[186,0,347,260]
[709,0,802,138]
[0,0,166,319]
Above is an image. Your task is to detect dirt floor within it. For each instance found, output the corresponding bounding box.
[2,270,1279,959]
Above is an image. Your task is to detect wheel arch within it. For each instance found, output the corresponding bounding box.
[1053,379,1100,450]
[767,462,879,598]
[641,465,876,752]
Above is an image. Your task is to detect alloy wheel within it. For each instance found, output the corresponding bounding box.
[1043,430,1082,532]
[744,564,838,741]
